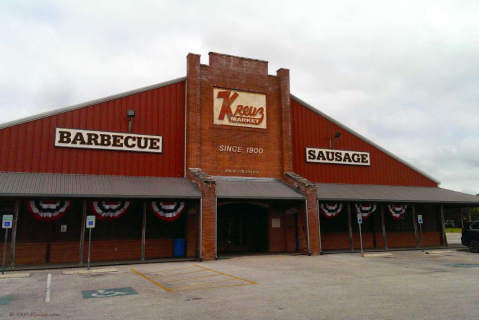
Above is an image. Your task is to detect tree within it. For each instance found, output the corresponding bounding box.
[471,207,479,221]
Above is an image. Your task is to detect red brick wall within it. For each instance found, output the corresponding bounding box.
[186,53,293,179]
[266,206,299,253]
[186,210,198,258]
[50,242,80,263]
[386,232,418,248]
[285,213,297,252]
[145,239,174,259]
[268,207,284,253]
[82,239,141,262]
[322,233,350,251]
[423,232,441,247]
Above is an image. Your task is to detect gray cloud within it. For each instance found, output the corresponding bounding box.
[1,0,478,194]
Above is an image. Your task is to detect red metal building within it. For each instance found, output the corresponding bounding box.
[0,52,477,268]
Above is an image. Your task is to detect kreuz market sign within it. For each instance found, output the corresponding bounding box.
[55,128,162,153]
[213,88,267,129]
[306,148,370,166]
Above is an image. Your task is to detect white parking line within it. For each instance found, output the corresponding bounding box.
[45,274,51,303]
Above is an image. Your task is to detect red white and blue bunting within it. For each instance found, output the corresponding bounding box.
[388,204,407,220]
[150,201,185,221]
[320,203,343,219]
[26,200,71,221]
[90,201,131,220]
[355,204,377,219]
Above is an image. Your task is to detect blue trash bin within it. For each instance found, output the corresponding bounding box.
[173,238,186,257]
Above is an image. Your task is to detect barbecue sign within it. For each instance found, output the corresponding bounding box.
[213,88,267,129]
[55,128,162,153]
[306,148,370,166]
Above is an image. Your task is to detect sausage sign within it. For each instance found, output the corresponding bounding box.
[306,148,370,166]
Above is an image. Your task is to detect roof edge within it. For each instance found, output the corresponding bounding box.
[0,171,192,179]
[0,76,187,130]
[291,94,441,185]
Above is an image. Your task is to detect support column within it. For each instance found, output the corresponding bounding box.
[412,205,419,249]
[468,207,472,222]
[348,204,353,251]
[79,201,87,265]
[304,200,311,255]
[381,204,388,250]
[215,197,218,259]
[282,172,320,255]
[317,201,323,254]
[440,205,448,247]
[187,168,216,261]
[141,202,146,262]
[9,201,19,269]
[199,199,203,261]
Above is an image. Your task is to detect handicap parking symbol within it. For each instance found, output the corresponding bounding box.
[82,287,137,299]
[0,295,13,306]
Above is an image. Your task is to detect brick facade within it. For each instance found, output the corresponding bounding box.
[185,53,306,260]
[186,52,293,178]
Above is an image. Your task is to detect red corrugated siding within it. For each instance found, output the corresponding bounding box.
[291,98,437,187]
[0,81,186,177]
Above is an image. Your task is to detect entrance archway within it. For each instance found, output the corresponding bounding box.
[217,203,268,254]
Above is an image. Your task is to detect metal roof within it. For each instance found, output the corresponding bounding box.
[291,95,441,185]
[316,183,479,204]
[0,172,201,199]
[214,176,306,200]
[0,77,187,130]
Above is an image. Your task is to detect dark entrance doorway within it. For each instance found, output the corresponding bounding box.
[217,203,268,254]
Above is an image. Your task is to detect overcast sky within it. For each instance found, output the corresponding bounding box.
[1,1,478,194]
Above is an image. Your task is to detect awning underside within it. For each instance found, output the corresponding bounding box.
[215,177,305,200]
[0,172,201,199]
[316,183,479,205]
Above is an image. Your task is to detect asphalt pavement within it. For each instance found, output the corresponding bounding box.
[0,249,478,320]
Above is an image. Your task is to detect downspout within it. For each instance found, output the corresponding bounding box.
[317,200,323,254]
[305,199,311,255]
[199,199,203,261]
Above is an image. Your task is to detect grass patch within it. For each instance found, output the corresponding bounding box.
[446,228,462,233]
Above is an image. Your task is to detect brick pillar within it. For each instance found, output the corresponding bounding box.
[277,68,293,173]
[186,206,198,258]
[283,172,320,255]
[187,168,216,261]
[186,53,201,168]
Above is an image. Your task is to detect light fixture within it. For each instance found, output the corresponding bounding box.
[127,110,136,132]
[330,131,341,149]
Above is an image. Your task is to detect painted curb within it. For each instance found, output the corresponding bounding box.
[0,273,31,279]
[363,253,394,258]
[426,250,454,255]
[63,268,118,275]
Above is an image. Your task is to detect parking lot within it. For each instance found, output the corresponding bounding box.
[0,249,478,320]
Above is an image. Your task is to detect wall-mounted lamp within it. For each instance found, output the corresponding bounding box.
[330,131,341,149]
[127,110,136,132]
